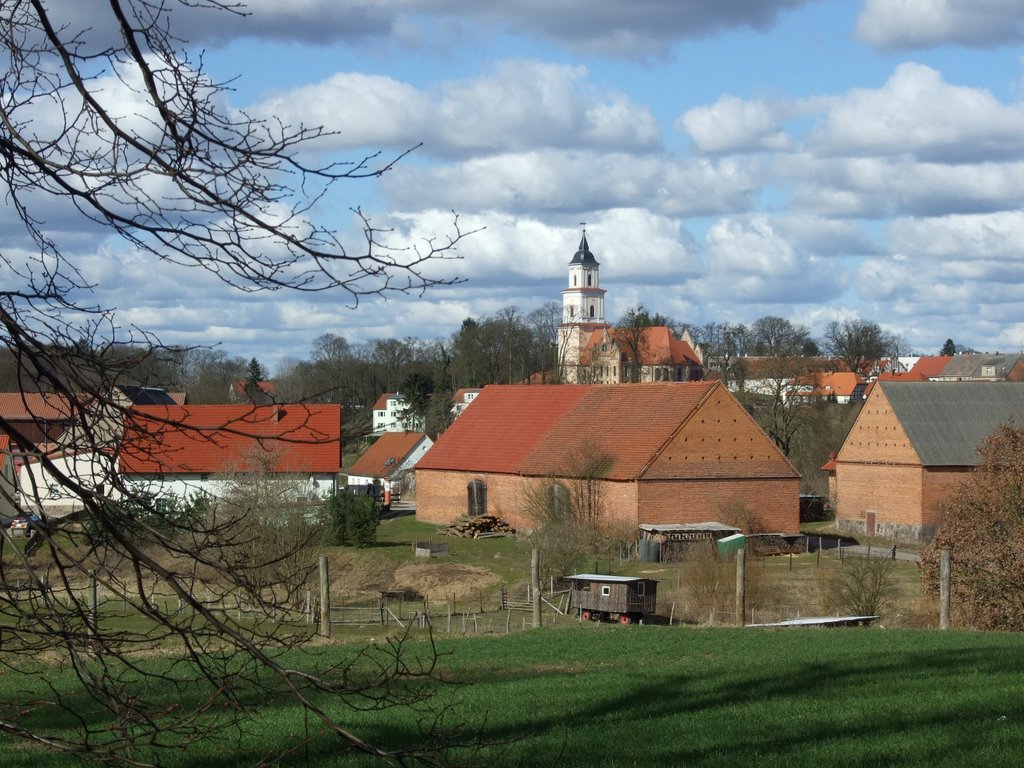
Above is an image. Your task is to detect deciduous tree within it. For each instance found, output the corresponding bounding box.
[0,1,470,762]
[920,423,1024,630]
[821,319,892,375]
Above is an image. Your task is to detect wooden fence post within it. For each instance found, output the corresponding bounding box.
[319,555,331,638]
[531,548,541,629]
[939,548,951,630]
[735,548,746,627]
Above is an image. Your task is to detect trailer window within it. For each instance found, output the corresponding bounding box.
[600,586,611,597]
[636,582,646,597]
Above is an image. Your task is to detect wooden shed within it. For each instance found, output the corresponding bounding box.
[567,574,658,624]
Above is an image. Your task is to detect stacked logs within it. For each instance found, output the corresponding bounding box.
[440,515,516,538]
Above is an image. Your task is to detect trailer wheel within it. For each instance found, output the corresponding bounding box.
[618,614,632,625]
[581,610,591,621]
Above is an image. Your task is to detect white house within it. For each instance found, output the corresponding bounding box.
[17,448,121,519]
[346,431,433,498]
[119,404,343,502]
[372,392,424,434]
[451,388,481,418]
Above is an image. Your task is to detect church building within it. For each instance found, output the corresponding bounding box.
[556,233,704,384]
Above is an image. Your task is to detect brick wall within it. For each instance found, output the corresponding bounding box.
[836,463,922,527]
[637,478,799,532]
[921,466,970,527]
[416,469,640,532]
[416,469,797,533]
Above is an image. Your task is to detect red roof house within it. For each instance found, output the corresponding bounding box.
[346,431,432,493]
[416,382,799,533]
[119,404,342,498]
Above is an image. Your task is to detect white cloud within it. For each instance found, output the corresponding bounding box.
[884,210,1024,260]
[808,63,1024,161]
[677,95,790,154]
[856,0,1024,51]
[252,61,660,158]
[379,150,762,217]
[694,215,847,304]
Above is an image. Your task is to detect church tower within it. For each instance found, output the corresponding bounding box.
[557,231,609,382]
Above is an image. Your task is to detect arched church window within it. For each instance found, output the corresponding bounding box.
[467,479,487,517]
[573,275,577,287]
[589,305,595,318]
[587,274,592,287]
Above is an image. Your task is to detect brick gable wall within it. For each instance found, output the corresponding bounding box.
[645,388,798,480]
[835,387,973,540]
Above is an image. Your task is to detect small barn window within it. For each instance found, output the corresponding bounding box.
[600,585,611,597]
[467,479,487,517]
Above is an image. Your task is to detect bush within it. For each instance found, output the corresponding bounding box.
[822,555,897,617]
[326,489,379,548]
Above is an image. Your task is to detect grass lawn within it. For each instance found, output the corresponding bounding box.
[3,625,1023,767]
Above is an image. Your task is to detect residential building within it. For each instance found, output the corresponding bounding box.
[0,392,76,448]
[346,431,433,498]
[372,392,423,434]
[119,404,342,501]
[791,371,867,404]
[416,382,799,534]
[931,353,1024,382]
[451,388,481,418]
[833,381,1024,542]
[0,434,16,524]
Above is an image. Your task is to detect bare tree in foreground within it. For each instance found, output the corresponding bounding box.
[0,1,474,764]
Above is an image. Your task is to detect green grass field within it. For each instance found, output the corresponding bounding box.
[3,625,1024,767]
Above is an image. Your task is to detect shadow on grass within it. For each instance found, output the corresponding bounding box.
[5,629,1024,767]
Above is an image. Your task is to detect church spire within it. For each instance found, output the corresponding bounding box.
[570,230,598,266]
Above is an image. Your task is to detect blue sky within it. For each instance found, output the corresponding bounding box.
[28,0,1024,369]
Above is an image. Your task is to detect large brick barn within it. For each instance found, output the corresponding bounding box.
[834,381,1024,542]
[415,382,799,533]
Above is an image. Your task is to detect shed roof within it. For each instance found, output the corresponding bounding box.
[567,574,657,584]
[639,522,740,533]
[879,381,1024,466]
[416,385,592,474]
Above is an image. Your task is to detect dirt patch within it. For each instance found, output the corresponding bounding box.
[391,562,501,602]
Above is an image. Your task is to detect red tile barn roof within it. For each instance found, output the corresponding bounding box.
[119,404,342,475]
[418,382,795,482]
[417,385,592,474]
[520,382,718,480]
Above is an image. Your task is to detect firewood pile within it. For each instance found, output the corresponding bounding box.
[440,515,516,538]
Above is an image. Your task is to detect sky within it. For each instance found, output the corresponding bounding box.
[21,0,1024,370]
